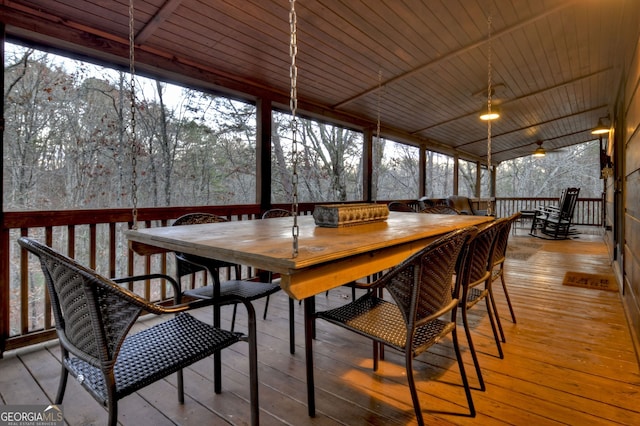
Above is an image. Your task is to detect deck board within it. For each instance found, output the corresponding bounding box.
[1,228,639,425]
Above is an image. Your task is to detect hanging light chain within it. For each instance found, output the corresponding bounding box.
[486,13,494,216]
[486,14,493,173]
[373,70,382,203]
[129,0,139,229]
[289,0,299,257]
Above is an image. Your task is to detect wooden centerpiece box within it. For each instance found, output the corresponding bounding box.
[312,203,390,228]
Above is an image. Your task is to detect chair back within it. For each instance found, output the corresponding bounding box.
[420,205,460,215]
[172,213,234,276]
[558,187,580,220]
[446,195,474,215]
[491,212,521,265]
[18,237,145,365]
[382,227,477,327]
[388,201,415,212]
[262,209,293,219]
[457,219,505,291]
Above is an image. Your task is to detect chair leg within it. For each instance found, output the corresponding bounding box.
[461,306,485,391]
[488,286,506,343]
[106,373,118,426]
[107,403,117,426]
[289,297,295,354]
[499,269,517,323]
[263,295,270,320]
[485,295,504,359]
[177,370,184,404]
[372,341,379,371]
[404,353,424,426]
[452,328,476,417]
[55,362,69,404]
[231,303,238,332]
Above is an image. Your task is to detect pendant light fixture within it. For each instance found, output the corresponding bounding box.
[480,91,500,121]
[532,141,546,157]
[479,106,500,121]
[591,115,610,135]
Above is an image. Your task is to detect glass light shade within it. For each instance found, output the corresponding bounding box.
[591,118,610,135]
[480,106,500,120]
[532,147,546,157]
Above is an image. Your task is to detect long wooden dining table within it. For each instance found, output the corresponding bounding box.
[126,211,493,417]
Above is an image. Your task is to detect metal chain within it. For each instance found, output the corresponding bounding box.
[129,0,139,229]
[373,70,382,203]
[289,0,299,257]
[486,14,494,216]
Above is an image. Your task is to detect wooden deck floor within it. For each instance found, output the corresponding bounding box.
[1,228,639,425]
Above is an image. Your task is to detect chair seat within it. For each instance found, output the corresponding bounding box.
[317,296,455,355]
[65,313,242,404]
[184,280,280,302]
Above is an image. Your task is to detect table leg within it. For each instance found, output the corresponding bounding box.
[304,296,316,417]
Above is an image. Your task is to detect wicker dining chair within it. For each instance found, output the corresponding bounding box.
[419,205,461,215]
[455,218,507,391]
[17,237,259,426]
[387,201,416,212]
[173,213,285,389]
[173,213,281,331]
[490,212,522,333]
[314,227,478,424]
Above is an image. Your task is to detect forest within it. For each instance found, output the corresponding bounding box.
[3,42,602,214]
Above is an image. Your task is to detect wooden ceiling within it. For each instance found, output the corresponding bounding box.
[2,0,637,163]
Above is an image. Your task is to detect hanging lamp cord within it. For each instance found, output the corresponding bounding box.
[129,0,139,229]
[289,0,299,257]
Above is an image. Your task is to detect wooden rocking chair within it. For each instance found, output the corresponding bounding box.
[530,187,580,239]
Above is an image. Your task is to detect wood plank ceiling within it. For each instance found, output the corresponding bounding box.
[1,0,637,163]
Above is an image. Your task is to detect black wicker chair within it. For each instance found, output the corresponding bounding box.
[173,213,285,389]
[456,218,507,391]
[261,208,295,219]
[419,205,461,214]
[387,201,416,212]
[314,227,478,424]
[18,237,258,426]
[173,213,281,332]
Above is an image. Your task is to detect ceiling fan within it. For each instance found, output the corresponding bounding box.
[532,141,547,157]
[532,140,567,157]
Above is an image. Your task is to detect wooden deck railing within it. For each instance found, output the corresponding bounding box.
[0,197,603,356]
[493,197,604,226]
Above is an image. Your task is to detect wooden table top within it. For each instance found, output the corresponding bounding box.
[126,212,493,299]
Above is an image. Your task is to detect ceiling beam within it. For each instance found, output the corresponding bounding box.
[136,0,184,44]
